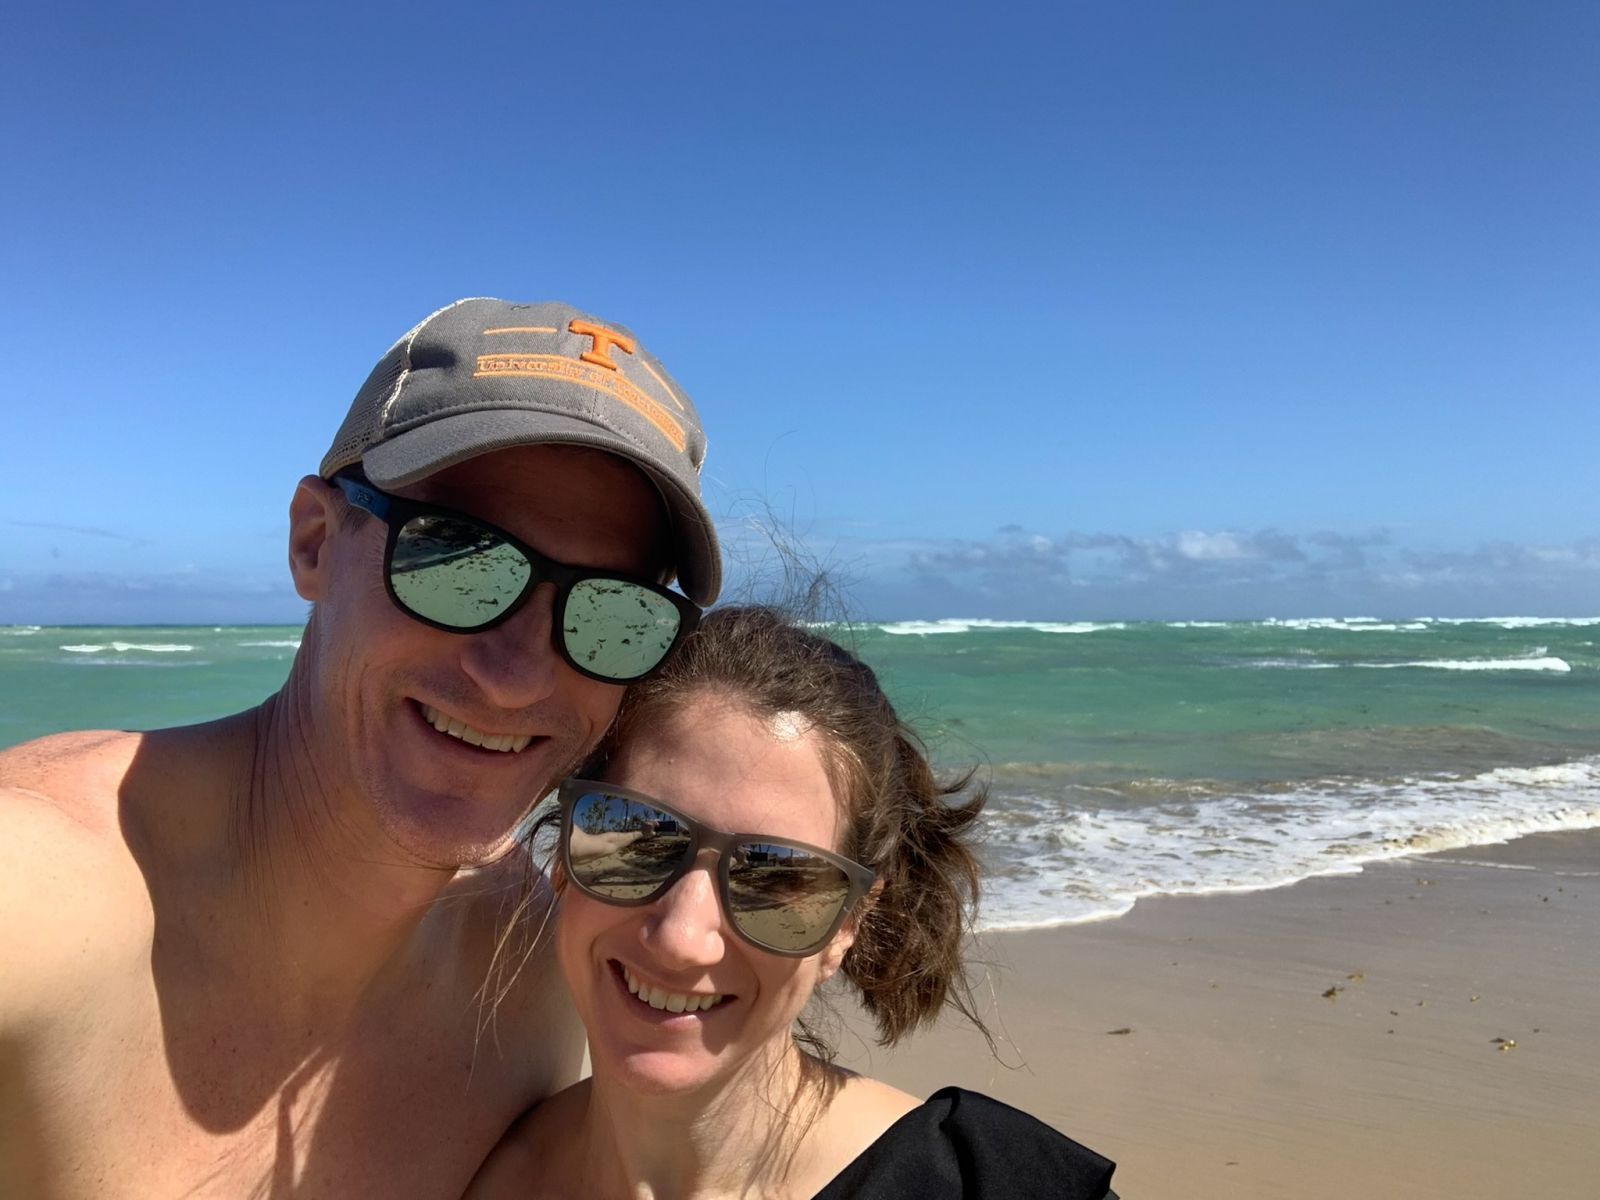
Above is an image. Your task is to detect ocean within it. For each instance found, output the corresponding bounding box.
[4,617,1598,931]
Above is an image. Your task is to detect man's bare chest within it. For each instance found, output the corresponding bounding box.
[12,983,532,1200]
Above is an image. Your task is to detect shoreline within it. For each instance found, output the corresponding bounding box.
[975,811,1600,933]
[832,826,1600,1199]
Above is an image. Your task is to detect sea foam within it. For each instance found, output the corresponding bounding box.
[1431,616,1600,629]
[878,619,1125,636]
[60,642,196,654]
[977,756,1600,930]
[1261,617,1429,632]
[1356,656,1571,673]
[1243,654,1572,673]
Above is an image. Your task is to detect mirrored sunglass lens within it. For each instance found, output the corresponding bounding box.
[390,515,531,629]
[727,843,851,952]
[567,792,691,900]
[563,579,683,680]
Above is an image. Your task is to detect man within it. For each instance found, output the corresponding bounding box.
[0,298,721,1197]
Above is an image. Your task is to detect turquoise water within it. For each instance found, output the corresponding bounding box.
[856,618,1600,782]
[0,626,302,749]
[5,617,1598,928]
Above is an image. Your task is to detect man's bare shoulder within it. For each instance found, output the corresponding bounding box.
[447,848,565,1000]
[437,849,585,1085]
[0,731,152,1025]
[0,729,145,831]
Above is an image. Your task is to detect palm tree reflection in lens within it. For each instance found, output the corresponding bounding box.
[568,794,690,901]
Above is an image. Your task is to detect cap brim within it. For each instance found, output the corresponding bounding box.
[359,409,721,606]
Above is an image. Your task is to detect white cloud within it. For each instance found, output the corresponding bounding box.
[0,569,302,625]
[1174,531,1250,561]
[772,525,1600,620]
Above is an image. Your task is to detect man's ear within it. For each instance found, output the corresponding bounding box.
[288,476,339,602]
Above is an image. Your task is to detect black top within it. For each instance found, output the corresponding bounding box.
[812,1086,1117,1199]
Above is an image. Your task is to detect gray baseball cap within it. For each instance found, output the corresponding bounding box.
[321,297,721,606]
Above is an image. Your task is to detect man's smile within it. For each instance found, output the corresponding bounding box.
[416,701,535,754]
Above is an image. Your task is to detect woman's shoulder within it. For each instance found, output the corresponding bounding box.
[811,1085,1116,1200]
[785,1073,921,1197]
[829,1074,923,1127]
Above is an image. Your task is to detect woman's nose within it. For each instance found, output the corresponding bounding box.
[639,862,726,968]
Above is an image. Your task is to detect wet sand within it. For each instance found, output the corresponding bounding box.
[830,827,1600,1199]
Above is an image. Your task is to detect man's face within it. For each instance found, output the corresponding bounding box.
[293,443,671,869]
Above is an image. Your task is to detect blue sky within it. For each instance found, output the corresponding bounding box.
[2,1,1596,623]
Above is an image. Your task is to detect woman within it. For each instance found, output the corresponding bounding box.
[469,606,1116,1199]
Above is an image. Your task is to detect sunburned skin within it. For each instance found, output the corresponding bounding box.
[0,445,667,1199]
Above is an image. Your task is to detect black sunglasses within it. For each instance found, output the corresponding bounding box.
[333,474,700,684]
[557,780,876,957]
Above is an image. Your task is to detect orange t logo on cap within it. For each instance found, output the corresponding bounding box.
[568,319,637,371]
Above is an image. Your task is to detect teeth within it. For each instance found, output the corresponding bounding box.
[621,965,724,1015]
[418,704,530,753]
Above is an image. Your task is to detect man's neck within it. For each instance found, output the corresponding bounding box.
[130,674,468,1024]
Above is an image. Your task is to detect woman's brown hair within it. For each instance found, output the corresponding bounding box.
[578,604,990,1052]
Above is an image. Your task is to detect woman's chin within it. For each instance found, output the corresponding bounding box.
[606,1049,723,1098]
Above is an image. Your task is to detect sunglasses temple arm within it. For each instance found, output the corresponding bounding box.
[334,476,393,520]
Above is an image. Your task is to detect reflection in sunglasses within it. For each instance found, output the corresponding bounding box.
[569,829,688,900]
[565,791,861,952]
[336,475,696,682]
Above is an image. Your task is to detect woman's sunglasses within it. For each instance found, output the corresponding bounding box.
[334,474,700,684]
[557,780,876,957]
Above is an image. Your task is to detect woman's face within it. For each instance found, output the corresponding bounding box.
[556,689,857,1098]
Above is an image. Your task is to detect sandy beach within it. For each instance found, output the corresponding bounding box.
[832,827,1600,1199]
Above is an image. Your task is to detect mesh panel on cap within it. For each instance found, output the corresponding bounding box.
[319,344,408,477]
[320,300,476,478]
